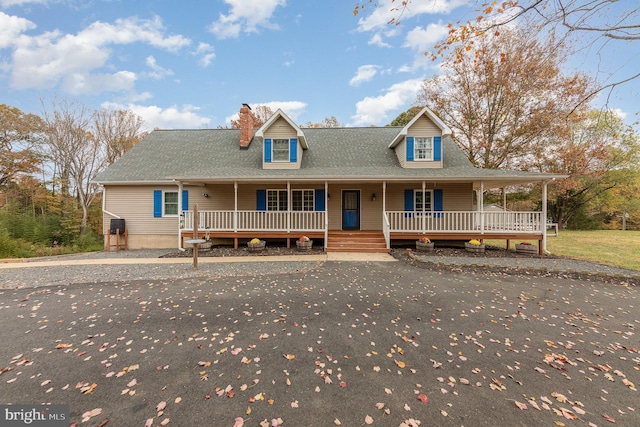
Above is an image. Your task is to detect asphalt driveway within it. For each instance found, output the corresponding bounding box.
[0,259,638,426]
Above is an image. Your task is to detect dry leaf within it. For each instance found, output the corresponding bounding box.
[233,417,244,427]
[283,354,295,360]
[515,401,528,410]
[417,393,428,403]
[364,415,374,424]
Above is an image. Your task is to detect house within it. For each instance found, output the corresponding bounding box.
[94,104,564,254]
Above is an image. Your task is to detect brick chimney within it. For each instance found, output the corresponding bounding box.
[239,103,255,149]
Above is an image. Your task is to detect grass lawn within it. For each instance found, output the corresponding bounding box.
[486,230,640,272]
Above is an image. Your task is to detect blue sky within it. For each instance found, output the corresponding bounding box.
[1,0,638,130]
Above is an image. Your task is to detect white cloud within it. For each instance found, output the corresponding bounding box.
[611,108,628,120]
[351,78,423,126]
[194,42,215,67]
[349,64,380,86]
[63,70,137,95]
[0,0,48,6]
[102,102,211,130]
[0,11,35,49]
[8,15,190,92]
[368,33,391,48]
[357,0,468,32]
[209,0,286,39]
[145,56,174,80]
[403,23,449,53]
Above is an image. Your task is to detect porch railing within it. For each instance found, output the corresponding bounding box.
[385,211,543,234]
[183,210,326,232]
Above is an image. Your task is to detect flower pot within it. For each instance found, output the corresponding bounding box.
[198,241,212,250]
[464,242,485,253]
[515,243,537,255]
[247,240,266,253]
[415,241,434,252]
[296,240,313,251]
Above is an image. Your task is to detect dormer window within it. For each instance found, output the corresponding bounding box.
[415,137,433,161]
[273,139,290,162]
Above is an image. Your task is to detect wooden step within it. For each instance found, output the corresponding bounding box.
[326,231,389,253]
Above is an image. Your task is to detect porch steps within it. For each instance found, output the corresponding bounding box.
[326,231,389,253]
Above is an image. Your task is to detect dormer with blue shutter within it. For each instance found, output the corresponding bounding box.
[255,109,308,170]
[388,107,451,169]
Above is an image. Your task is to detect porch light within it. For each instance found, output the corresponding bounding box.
[371,193,377,201]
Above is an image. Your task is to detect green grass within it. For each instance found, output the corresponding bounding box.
[486,230,640,271]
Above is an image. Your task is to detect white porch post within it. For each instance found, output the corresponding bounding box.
[287,181,291,233]
[177,181,184,249]
[382,181,386,217]
[479,181,485,234]
[503,187,507,209]
[324,181,329,250]
[542,181,548,253]
[234,182,238,232]
[421,181,426,234]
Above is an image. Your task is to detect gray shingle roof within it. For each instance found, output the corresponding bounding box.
[94,127,560,184]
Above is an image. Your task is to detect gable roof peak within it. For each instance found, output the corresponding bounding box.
[255,109,308,149]
[388,106,452,148]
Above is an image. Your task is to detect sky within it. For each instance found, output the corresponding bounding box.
[1,0,638,131]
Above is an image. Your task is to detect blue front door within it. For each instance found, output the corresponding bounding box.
[342,190,360,230]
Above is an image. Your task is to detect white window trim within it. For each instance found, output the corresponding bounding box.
[164,191,179,217]
[292,189,315,211]
[272,138,290,163]
[414,136,433,161]
[267,189,288,211]
[414,189,433,214]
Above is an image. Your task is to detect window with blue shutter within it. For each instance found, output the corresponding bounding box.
[153,190,162,218]
[314,189,325,211]
[182,190,188,211]
[290,138,297,162]
[406,137,414,161]
[256,190,267,211]
[434,136,442,161]
[264,139,272,163]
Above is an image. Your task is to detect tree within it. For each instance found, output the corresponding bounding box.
[536,109,640,227]
[305,116,343,128]
[416,27,592,169]
[0,104,44,191]
[41,99,105,236]
[387,106,422,127]
[227,105,274,129]
[94,108,144,165]
[355,0,640,103]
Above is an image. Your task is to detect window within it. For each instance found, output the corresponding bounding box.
[292,190,314,211]
[415,137,433,160]
[272,139,289,162]
[164,191,178,215]
[267,190,288,211]
[415,190,433,212]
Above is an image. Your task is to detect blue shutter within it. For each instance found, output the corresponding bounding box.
[433,136,442,161]
[182,190,188,211]
[256,190,266,211]
[290,138,297,162]
[264,138,272,163]
[153,190,162,218]
[434,189,443,218]
[404,189,414,218]
[406,137,414,162]
[314,189,325,211]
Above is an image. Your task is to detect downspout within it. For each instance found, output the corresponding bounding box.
[102,186,121,219]
[177,180,184,251]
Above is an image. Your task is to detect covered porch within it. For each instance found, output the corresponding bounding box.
[177,178,552,254]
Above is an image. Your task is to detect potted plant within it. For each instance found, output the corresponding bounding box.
[198,229,212,250]
[415,236,434,252]
[464,239,485,253]
[247,238,266,252]
[296,235,313,251]
[515,241,537,255]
